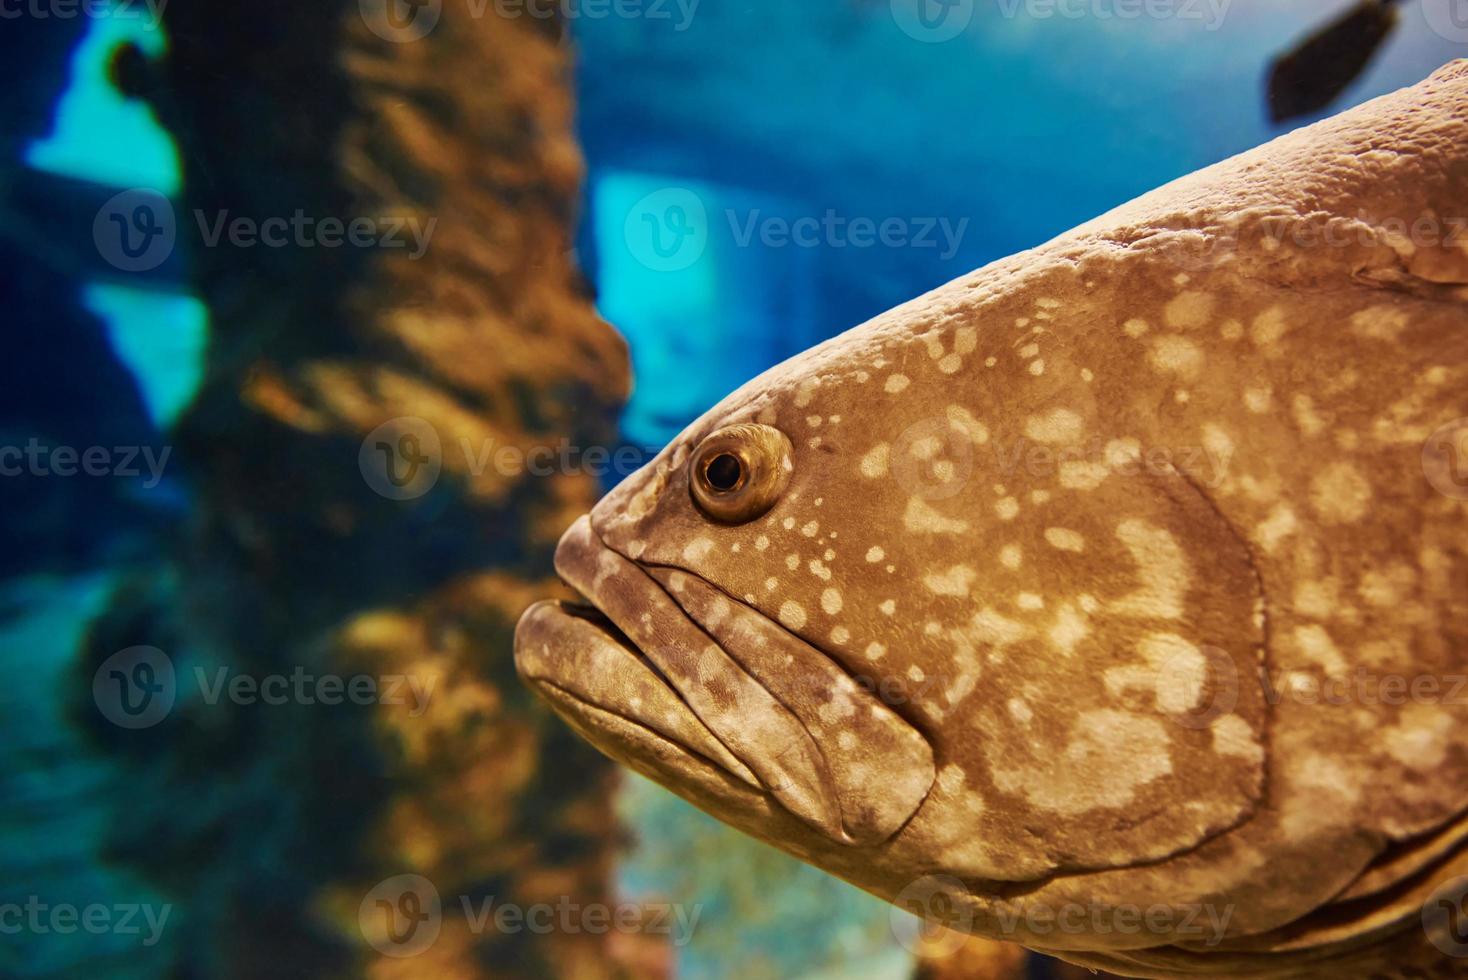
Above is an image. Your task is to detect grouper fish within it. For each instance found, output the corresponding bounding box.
[514,63,1468,977]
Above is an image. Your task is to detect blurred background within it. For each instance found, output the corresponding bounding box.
[1,1,1462,977]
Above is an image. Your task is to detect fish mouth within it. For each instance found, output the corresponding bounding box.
[516,594,766,795]
[514,515,937,847]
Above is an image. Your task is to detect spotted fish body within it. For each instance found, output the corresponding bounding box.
[515,63,1468,977]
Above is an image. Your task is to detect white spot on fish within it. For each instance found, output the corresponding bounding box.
[1252,503,1297,554]
[1211,713,1263,762]
[860,444,890,479]
[924,565,977,597]
[1044,527,1085,552]
[999,544,1022,569]
[866,546,885,563]
[821,589,844,615]
[1059,461,1109,490]
[885,374,910,394]
[903,497,970,534]
[1250,306,1288,351]
[1112,520,1189,619]
[1350,305,1409,341]
[1310,462,1371,524]
[778,601,807,630]
[1025,408,1083,444]
[1165,290,1214,330]
[1048,602,1088,656]
[1148,335,1202,376]
[944,406,989,446]
[910,436,942,460]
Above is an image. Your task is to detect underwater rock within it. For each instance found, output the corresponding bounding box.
[77,2,644,977]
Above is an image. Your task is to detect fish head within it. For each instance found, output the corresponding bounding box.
[515,292,1269,906]
[514,334,955,866]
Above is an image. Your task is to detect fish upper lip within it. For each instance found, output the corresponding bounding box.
[516,596,765,792]
[552,594,685,699]
[524,514,855,841]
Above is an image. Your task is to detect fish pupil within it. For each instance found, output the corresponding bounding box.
[705,453,743,492]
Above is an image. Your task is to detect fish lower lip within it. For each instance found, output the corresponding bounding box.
[514,597,764,792]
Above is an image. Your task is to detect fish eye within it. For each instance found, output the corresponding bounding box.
[689,423,793,524]
[705,453,744,491]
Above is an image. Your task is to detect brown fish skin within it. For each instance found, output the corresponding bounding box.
[515,61,1468,977]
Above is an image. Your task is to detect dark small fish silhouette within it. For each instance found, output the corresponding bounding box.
[1267,0,1405,124]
